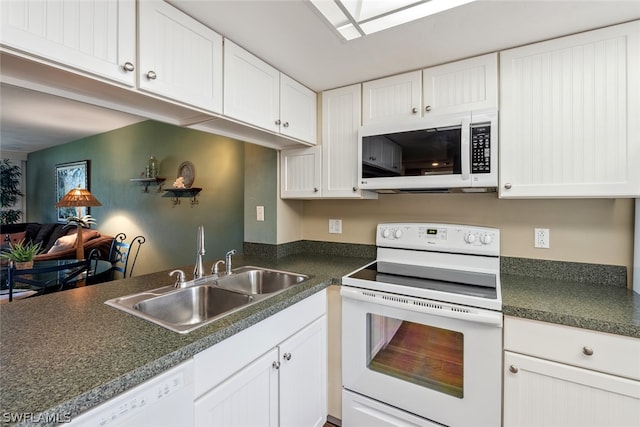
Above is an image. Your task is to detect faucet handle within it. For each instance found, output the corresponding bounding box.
[170,269,187,288]
[211,260,225,275]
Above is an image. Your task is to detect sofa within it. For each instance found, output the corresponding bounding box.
[1,223,114,261]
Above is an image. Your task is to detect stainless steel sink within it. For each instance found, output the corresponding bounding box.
[214,266,310,295]
[105,266,311,334]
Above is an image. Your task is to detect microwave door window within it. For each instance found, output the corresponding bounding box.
[362,128,462,178]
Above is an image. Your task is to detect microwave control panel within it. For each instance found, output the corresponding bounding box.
[471,124,491,174]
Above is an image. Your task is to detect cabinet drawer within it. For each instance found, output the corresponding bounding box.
[504,316,640,380]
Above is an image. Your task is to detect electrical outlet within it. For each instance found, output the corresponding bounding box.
[256,206,264,222]
[534,228,550,248]
[329,219,342,234]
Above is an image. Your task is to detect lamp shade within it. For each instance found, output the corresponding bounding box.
[55,187,102,208]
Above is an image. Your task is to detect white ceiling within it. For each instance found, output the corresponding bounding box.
[2,0,640,154]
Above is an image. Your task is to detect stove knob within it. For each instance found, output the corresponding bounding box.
[481,234,493,245]
[381,228,391,239]
[394,229,403,239]
[464,233,476,244]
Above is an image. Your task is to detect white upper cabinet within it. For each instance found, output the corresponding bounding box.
[0,0,136,86]
[362,70,422,125]
[224,39,317,145]
[138,0,223,113]
[224,38,280,133]
[500,20,640,198]
[322,84,376,199]
[280,74,317,143]
[422,52,498,116]
[280,146,322,198]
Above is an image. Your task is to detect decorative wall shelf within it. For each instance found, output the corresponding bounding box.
[163,188,202,206]
[130,177,166,192]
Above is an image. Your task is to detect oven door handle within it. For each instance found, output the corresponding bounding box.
[341,286,503,327]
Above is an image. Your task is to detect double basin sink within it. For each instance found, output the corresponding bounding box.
[105,266,311,334]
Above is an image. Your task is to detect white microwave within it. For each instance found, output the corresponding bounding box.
[358,110,498,192]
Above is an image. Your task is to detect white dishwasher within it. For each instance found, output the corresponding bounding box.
[68,359,194,427]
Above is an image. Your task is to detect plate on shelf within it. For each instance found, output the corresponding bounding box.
[177,161,195,188]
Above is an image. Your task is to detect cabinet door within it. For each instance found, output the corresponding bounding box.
[504,351,640,427]
[280,146,322,198]
[322,84,376,199]
[138,0,222,113]
[224,39,280,133]
[280,74,317,144]
[500,21,640,198]
[0,0,136,86]
[194,348,279,427]
[422,52,498,116]
[362,70,422,125]
[279,316,327,427]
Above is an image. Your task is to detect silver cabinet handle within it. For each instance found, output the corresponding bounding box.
[283,352,292,361]
[425,105,432,112]
[582,346,594,356]
[504,183,512,190]
[272,361,280,370]
[275,119,281,126]
[146,71,157,80]
[412,107,418,114]
[283,122,289,128]
[509,365,519,374]
[123,62,135,72]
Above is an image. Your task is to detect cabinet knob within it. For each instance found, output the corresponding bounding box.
[352,187,357,192]
[582,346,594,356]
[509,365,519,374]
[283,352,292,361]
[504,183,512,190]
[425,105,432,112]
[412,107,418,114]
[313,187,319,193]
[275,119,281,126]
[272,361,280,370]
[123,62,135,72]
[146,71,157,80]
[283,122,289,128]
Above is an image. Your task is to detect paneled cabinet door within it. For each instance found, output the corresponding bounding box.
[194,348,279,427]
[362,70,422,125]
[422,52,498,116]
[224,38,280,133]
[279,316,327,427]
[138,0,223,113]
[280,74,317,144]
[0,0,136,86]
[322,84,376,198]
[280,146,322,198]
[503,351,640,427]
[499,20,640,198]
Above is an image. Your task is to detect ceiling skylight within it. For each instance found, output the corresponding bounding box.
[310,0,478,40]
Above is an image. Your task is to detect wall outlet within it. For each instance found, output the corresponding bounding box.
[329,219,342,234]
[534,228,550,248]
[256,206,264,222]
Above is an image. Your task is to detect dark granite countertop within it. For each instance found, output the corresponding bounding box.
[0,254,371,427]
[1,251,638,426]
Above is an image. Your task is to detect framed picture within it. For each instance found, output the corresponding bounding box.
[56,160,89,223]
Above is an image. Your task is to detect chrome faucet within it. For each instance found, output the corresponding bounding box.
[193,225,205,279]
[225,249,237,275]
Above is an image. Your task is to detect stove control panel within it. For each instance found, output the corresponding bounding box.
[377,223,499,256]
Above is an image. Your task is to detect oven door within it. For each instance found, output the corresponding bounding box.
[341,286,502,427]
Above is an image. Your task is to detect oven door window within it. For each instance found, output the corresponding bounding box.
[367,314,463,398]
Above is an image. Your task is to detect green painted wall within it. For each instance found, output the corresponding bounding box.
[244,143,278,244]
[26,120,247,276]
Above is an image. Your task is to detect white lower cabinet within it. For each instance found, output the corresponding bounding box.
[503,316,640,427]
[194,290,327,427]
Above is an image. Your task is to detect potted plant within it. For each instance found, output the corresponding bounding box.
[0,239,43,269]
[0,158,23,225]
